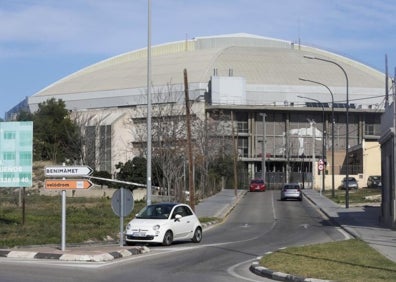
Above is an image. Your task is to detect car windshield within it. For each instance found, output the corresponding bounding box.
[251,179,264,184]
[136,204,175,219]
[344,177,356,182]
[371,176,380,180]
[284,184,299,190]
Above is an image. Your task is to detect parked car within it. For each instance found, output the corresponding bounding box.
[280,183,302,201]
[367,175,382,188]
[249,179,266,192]
[125,202,202,246]
[341,177,359,190]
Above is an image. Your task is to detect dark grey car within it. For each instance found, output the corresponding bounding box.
[367,175,381,188]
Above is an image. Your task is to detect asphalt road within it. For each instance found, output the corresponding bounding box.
[0,190,347,282]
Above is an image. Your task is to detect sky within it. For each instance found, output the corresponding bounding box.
[1,0,395,119]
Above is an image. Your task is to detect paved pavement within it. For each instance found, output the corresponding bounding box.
[1,188,395,280]
[302,188,396,263]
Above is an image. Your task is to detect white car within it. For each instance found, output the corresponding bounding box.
[125,202,202,246]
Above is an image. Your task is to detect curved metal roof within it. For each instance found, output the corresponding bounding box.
[30,33,386,110]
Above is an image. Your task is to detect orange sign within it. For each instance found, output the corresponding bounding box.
[45,179,93,190]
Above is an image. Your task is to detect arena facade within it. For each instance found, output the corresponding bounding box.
[8,33,388,190]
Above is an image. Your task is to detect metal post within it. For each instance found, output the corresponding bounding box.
[299,78,335,197]
[146,0,152,205]
[260,113,267,183]
[304,55,349,208]
[61,190,66,251]
[312,121,316,190]
[120,187,124,247]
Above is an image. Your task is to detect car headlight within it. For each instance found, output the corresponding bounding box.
[153,224,160,231]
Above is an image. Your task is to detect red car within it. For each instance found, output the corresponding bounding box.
[249,179,266,192]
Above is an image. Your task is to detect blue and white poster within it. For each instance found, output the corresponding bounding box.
[0,121,33,187]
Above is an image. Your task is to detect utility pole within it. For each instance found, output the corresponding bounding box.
[311,120,316,189]
[232,111,238,197]
[146,0,152,205]
[184,69,195,211]
[260,113,267,183]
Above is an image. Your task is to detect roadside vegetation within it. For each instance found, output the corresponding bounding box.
[324,187,382,205]
[260,239,396,282]
[259,187,391,281]
[0,191,146,248]
[0,188,219,248]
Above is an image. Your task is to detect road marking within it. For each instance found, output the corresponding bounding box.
[271,192,277,221]
[227,258,263,282]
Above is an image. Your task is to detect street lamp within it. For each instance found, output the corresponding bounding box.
[146,0,152,205]
[299,78,335,198]
[304,55,350,208]
[298,95,326,194]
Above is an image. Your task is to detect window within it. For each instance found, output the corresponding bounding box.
[237,121,248,133]
[3,131,16,140]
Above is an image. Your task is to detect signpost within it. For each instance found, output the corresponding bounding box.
[112,188,134,246]
[44,164,93,251]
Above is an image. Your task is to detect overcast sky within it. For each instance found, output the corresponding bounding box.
[1,0,395,119]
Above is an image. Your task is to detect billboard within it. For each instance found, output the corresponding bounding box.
[0,121,33,187]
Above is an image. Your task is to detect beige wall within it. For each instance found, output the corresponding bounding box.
[312,140,381,190]
[362,140,381,183]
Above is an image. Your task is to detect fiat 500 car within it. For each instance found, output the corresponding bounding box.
[125,202,202,246]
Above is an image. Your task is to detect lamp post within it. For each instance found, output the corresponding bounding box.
[146,0,152,205]
[260,113,267,183]
[299,78,335,198]
[298,95,326,194]
[301,153,305,189]
[304,55,349,208]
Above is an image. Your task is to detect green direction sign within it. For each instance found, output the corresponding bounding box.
[0,121,33,187]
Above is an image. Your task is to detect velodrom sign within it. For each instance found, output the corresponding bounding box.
[0,121,33,188]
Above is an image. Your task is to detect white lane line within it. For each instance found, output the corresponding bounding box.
[227,258,262,282]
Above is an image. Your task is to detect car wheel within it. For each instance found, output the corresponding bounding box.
[162,230,173,246]
[192,227,202,243]
[125,241,135,246]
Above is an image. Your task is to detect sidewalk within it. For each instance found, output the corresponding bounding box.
[0,189,246,262]
[302,188,396,263]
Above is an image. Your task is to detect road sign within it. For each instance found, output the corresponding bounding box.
[111,188,134,217]
[45,179,93,190]
[319,159,324,165]
[318,164,324,171]
[45,166,93,177]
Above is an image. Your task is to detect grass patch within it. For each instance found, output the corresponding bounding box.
[0,192,146,248]
[260,239,396,281]
[199,217,219,223]
[324,188,381,205]
[0,191,213,248]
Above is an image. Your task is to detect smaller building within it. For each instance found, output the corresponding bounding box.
[379,100,396,229]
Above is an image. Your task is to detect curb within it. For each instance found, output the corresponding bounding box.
[250,252,334,282]
[0,246,150,262]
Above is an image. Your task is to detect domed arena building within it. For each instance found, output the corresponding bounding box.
[10,33,387,190]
